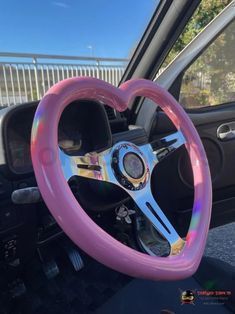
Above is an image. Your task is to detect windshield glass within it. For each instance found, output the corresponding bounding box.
[0,0,158,106]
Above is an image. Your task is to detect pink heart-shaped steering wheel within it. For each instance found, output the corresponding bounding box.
[31,77,212,281]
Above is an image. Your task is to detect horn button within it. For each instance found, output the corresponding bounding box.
[111,142,150,191]
[123,152,144,179]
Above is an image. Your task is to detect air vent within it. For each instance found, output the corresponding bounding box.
[104,105,116,120]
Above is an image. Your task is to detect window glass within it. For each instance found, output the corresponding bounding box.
[161,0,232,69]
[179,20,235,109]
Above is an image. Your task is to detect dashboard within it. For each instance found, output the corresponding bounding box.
[6,107,34,173]
[0,100,147,212]
[0,99,140,219]
[3,100,113,174]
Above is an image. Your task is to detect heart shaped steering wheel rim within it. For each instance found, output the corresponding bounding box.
[31,77,212,281]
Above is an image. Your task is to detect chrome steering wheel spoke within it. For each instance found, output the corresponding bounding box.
[59,147,117,184]
[130,186,185,255]
[151,130,186,162]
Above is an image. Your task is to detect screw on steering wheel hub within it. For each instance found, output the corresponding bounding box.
[111,142,150,191]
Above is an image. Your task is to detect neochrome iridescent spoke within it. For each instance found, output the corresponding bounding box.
[151,130,186,162]
[132,188,185,255]
[59,148,116,183]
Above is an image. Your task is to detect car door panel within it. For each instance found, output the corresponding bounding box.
[150,105,235,229]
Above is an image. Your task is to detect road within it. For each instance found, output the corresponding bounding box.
[204,222,235,266]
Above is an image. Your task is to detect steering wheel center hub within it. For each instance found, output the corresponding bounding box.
[111,142,149,190]
[123,152,144,179]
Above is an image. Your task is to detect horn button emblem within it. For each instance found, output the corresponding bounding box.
[123,153,144,179]
[111,142,150,191]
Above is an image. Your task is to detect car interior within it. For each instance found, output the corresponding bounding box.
[0,1,234,313]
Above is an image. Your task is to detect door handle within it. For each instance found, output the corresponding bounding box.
[217,122,235,141]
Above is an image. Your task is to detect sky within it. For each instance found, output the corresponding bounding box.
[0,0,159,59]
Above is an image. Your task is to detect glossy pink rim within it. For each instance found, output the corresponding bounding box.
[31,77,212,280]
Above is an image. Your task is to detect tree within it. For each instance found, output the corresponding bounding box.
[180,20,235,108]
[162,0,232,67]
[161,0,234,108]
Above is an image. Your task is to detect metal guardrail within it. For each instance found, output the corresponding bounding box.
[0,52,128,106]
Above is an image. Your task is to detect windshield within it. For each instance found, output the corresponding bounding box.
[0,0,158,106]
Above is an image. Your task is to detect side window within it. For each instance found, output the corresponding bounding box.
[179,20,235,109]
